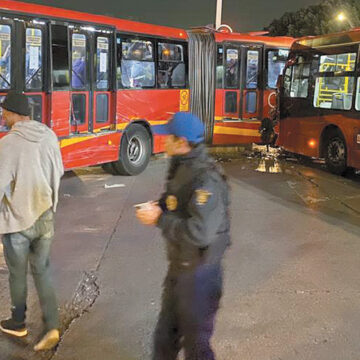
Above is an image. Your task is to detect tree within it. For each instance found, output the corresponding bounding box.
[265,0,360,37]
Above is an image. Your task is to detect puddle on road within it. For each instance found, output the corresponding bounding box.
[255,158,282,173]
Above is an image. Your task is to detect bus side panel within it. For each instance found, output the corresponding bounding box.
[263,89,277,120]
[279,112,360,168]
[279,114,323,157]
[60,132,121,170]
[51,91,71,138]
[116,89,186,154]
[212,121,261,145]
[214,89,224,122]
[116,89,182,122]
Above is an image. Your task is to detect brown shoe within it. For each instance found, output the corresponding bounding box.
[34,329,60,351]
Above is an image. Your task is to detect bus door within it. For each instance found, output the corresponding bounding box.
[92,31,114,132]
[240,45,263,121]
[70,27,91,134]
[23,20,48,125]
[69,26,115,135]
[223,46,241,120]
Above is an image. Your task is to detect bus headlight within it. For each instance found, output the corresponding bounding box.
[357,134,360,144]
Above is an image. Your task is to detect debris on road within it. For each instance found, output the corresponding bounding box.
[104,184,126,189]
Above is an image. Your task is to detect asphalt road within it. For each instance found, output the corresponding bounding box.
[0,149,360,360]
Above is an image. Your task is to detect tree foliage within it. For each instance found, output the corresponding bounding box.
[265,0,360,37]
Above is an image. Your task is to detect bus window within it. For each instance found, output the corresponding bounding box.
[246,50,259,89]
[157,43,185,88]
[284,57,310,99]
[216,46,224,88]
[267,49,289,88]
[314,76,354,110]
[314,52,356,110]
[72,93,86,124]
[319,53,356,72]
[291,63,310,98]
[96,37,109,90]
[355,78,360,111]
[283,66,292,97]
[0,25,11,90]
[225,48,239,88]
[25,28,43,90]
[27,95,42,122]
[96,93,108,123]
[51,24,70,90]
[121,39,155,88]
[72,33,87,89]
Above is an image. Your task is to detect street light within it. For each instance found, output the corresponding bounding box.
[336,12,354,28]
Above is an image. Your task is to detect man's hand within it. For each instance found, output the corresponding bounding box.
[136,202,162,226]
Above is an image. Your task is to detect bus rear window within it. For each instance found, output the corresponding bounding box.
[0,25,11,90]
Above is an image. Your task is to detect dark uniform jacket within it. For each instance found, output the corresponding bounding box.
[157,144,230,271]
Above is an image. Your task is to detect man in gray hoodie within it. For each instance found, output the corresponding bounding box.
[0,92,64,351]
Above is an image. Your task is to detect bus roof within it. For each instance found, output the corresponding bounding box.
[294,28,360,49]
[215,32,294,48]
[0,0,187,40]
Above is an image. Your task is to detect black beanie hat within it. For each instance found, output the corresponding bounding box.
[1,91,30,116]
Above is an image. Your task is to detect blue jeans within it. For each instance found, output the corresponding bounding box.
[2,209,59,330]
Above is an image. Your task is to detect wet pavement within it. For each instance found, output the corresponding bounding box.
[0,147,359,360]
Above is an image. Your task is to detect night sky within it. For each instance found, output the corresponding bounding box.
[21,0,319,32]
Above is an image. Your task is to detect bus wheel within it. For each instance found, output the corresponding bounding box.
[324,130,347,175]
[112,124,151,176]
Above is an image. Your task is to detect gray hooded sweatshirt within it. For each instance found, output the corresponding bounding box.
[0,120,64,234]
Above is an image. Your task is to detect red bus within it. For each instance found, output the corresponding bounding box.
[278,29,360,174]
[0,0,188,175]
[0,0,293,175]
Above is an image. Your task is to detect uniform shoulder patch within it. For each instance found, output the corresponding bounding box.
[195,189,212,206]
[166,195,178,211]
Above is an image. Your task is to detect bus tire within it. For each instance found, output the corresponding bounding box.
[112,124,151,176]
[324,130,347,175]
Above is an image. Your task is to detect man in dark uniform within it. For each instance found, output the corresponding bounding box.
[136,112,230,360]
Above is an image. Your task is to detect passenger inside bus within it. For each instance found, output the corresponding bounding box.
[72,52,86,89]
[225,58,238,88]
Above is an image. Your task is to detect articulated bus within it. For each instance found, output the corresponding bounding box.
[0,0,293,175]
[278,29,360,175]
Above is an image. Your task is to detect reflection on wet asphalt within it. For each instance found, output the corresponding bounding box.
[219,145,360,227]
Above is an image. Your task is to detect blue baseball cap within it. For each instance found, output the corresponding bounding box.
[152,112,204,144]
